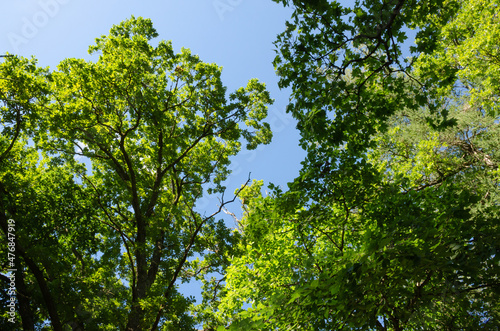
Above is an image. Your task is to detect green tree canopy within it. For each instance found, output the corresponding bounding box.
[2,1,500,329]
[0,16,273,330]
[211,0,500,330]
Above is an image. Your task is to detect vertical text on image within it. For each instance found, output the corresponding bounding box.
[6,219,17,323]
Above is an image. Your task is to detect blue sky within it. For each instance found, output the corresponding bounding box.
[1,0,305,303]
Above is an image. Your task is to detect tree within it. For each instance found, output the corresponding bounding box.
[0,16,273,330]
[217,100,499,330]
[212,0,500,330]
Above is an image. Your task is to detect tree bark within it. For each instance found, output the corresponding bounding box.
[16,265,35,331]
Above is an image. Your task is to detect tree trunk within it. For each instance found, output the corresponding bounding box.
[16,265,35,331]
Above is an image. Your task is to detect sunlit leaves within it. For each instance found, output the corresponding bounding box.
[216,0,500,330]
[1,16,274,330]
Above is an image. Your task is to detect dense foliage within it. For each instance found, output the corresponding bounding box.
[209,0,500,330]
[1,0,499,330]
[0,17,273,330]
